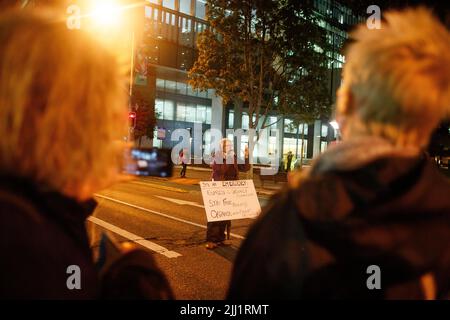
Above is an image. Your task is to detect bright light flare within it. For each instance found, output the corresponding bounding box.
[91,1,122,27]
[329,120,340,131]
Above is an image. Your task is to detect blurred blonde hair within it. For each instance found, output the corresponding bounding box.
[339,7,450,147]
[0,9,128,200]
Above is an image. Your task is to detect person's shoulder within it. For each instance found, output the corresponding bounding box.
[101,249,174,299]
[240,189,302,250]
[0,189,43,227]
[228,189,309,298]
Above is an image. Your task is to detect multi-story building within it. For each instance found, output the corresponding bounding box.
[135,0,363,167]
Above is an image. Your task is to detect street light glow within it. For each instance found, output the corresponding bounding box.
[91,0,122,27]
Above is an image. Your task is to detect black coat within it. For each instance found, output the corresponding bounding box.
[228,155,450,299]
[0,176,173,299]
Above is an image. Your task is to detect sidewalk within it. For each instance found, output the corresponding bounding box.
[170,165,285,197]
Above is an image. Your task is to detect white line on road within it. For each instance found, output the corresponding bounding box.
[154,195,205,208]
[129,180,187,193]
[94,194,245,240]
[87,216,182,258]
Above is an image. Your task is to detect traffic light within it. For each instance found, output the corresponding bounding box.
[129,111,136,128]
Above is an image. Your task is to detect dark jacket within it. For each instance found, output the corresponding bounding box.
[227,155,450,299]
[0,175,173,299]
[211,153,250,181]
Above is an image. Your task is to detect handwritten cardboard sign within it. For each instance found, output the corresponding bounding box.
[200,180,261,222]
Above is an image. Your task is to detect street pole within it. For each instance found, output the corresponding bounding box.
[128,30,135,143]
[129,30,135,99]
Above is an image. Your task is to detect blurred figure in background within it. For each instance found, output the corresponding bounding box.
[179,148,188,178]
[0,9,172,299]
[286,151,293,172]
[228,8,450,299]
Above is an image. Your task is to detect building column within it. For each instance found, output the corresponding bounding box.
[312,120,321,158]
[233,100,242,129]
[277,116,284,170]
[211,92,224,134]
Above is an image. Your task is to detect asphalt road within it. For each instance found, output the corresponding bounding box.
[87,176,271,299]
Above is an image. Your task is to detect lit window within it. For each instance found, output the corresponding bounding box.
[155,99,164,119]
[176,103,186,121]
[162,0,175,10]
[284,119,296,133]
[321,124,328,137]
[187,84,197,96]
[196,105,206,123]
[228,110,234,128]
[156,78,165,90]
[265,116,277,127]
[185,104,196,122]
[299,123,308,135]
[268,136,277,155]
[177,82,187,95]
[283,138,296,155]
[197,89,207,98]
[145,6,152,19]
[165,80,177,93]
[204,130,211,155]
[205,107,212,124]
[195,0,206,19]
[179,0,191,15]
[163,100,174,120]
[242,113,249,130]
[165,12,171,24]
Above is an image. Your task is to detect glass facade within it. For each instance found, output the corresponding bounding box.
[156,78,212,98]
[156,99,211,124]
[313,0,364,70]
[140,0,357,160]
[162,0,175,10]
[321,124,328,137]
[283,138,307,159]
[195,0,206,19]
[179,0,191,15]
[143,4,208,71]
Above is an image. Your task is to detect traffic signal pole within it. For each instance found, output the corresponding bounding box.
[128,29,135,143]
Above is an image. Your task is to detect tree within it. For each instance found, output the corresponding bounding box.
[130,89,156,147]
[189,0,331,166]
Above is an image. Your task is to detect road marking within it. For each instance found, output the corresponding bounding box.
[87,216,182,258]
[94,194,245,240]
[154,195,205,208]
[129,180,188,193]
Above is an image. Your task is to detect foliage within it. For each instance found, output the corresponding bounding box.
[189,0,331,131]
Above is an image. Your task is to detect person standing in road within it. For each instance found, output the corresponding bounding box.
[206,139,250,249]
[179,149,188,178]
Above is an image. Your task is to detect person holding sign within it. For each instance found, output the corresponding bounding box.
[205,139,250,249]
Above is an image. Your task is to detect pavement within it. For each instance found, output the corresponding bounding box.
[86,164,449,299]
[87,171,283,299]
